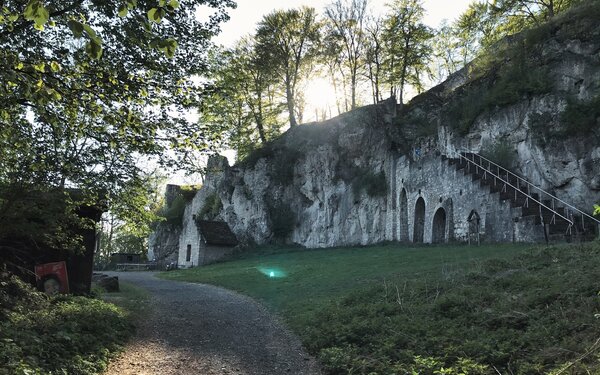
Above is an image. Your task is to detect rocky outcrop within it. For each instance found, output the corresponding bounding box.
[153,6,600,256]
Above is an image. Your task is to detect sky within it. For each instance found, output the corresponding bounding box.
[214,0,474,47]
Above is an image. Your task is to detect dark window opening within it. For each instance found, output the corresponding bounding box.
[186,244,191,262]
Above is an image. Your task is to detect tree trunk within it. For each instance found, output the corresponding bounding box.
[286,81,297,127]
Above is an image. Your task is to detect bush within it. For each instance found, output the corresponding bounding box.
[560,95,600,136]
[158,194,186,227]
[444,39,553,135]
[179,184,201,201]
[198,192,222,221]
[0,275,133,375]
[480,139,517,169]
[352,170,387,197]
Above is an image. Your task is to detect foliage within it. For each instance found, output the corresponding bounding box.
[480,139,517,169]
[161,242,600,375]
[352,170,387,197]
[158,194,186,227]
[382,0,434,104]
[324,0,369,110]
[267,202,296,239]
[0,0,235,264]
[255,7,321,127]
[398,111,437,138]
[560,95,600,136]
[198,40,285,159]
[594,205,600,216]
[444,38,553,134]
[198,192,222,221]
[180,184,202,201]
[0,274,134,374]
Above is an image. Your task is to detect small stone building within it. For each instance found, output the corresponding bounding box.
[109,253,142,268]
[178,220,238,268]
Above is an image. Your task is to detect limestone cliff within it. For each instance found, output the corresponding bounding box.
[153,4,600,264]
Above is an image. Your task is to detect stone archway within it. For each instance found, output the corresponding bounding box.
[432,207,447,243]
[413,197,425,243]
[468,210,481,245]
[400,188,409,241]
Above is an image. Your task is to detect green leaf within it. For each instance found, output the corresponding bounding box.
[67,19,84,38]
[158,38,178,58]
[118,4,128,17]
[594,205,600,216]
[127,0,137,9]
[168,0,179,9]
[147,7,165,23]
[23,0,49,28]
[83,24,101,43]
[50,61,61,72]
[85,40,103,59]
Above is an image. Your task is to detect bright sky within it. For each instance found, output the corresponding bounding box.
[214,0,474,47]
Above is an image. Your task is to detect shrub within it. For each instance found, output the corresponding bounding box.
[198,192,222,221]
[0,275,133,375]
[352,170,387,197]
[158,194,186,227]
[444,39,553,135]
[238,142,275,169]
[179,184,201,201]
[560,95,600,136]
[398,111,438,138]
[480,139,517,169]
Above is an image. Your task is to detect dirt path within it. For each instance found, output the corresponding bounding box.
[104,272,321,375]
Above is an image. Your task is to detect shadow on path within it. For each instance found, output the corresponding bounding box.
[104,272,321,375]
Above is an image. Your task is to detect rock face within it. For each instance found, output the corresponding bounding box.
[147,185,182,268]
[152,9,600,262]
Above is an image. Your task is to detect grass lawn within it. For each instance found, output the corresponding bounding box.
[160,242,600,374]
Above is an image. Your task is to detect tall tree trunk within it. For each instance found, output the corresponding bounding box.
[351,64,357,109]
[286,80,297,127]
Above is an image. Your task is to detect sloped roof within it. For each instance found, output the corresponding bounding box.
[197,220,238,247]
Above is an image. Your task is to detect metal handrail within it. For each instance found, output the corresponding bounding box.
[460,150,600,229]
[455,153,574,229]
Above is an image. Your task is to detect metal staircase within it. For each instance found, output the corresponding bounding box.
[444,151,600,241]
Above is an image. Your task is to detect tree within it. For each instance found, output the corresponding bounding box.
[324,0,369,110]
[382,0,433,104]
[430,21,463,84]
[255,7,321,127]
[364,15,384,104]
[198,39,285,161]
[0,0,235,262]
[491,0,580,24]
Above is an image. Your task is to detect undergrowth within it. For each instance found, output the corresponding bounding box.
[0,275,134,375]
[302,243,600,374]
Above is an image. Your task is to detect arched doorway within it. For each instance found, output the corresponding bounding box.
[468,210,481,245]
[432,208,447,243]
[413,197,425,243]
[400,189,408,241]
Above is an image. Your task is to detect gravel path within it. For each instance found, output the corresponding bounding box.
[104,272,321,375]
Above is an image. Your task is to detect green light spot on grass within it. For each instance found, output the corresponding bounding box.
[257,267,286,279]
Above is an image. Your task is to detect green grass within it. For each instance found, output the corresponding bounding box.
[159,242,600,374]
[99,281,150,322]
[160,243,528,312]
